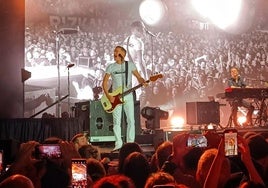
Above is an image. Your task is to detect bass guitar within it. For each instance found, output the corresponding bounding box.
[101,73,163,113]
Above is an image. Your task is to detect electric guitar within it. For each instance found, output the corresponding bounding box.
[101,73,163,113]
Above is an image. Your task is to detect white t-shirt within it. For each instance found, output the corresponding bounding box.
[106,61,137,91]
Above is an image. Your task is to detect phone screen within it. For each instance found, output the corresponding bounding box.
[224,130,238,156]
[187,134,207,147]
[71,159,87,188]
[35,144,61,159]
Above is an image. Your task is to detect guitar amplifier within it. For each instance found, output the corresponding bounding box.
[89,100,115,142]
[89,100,141,142]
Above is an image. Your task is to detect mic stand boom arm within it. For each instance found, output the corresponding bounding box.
[29,94,69,118]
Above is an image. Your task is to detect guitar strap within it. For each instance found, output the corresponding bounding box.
[125,61,128,87]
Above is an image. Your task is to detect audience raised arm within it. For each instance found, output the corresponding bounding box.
[240,134,266,187]
[203,134,265,188]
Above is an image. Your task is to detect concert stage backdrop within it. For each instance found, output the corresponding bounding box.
[24,0,268,127]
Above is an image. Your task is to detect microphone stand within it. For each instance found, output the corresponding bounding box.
[66,63,74,116]
[67,65,71,116]
[145,29,156,73]
[29,95,69,118]
[55,27,78,117]
[146,29,156,99]
[56,33,61,117]
[149,34,154,73]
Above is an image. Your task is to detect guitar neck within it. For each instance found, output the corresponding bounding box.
[120,80,150,97]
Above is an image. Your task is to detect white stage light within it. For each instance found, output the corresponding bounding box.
[191,0,242,30]
[237,116,247,126]
[207,123,214,130]
[170,116,185,128]
[139,0,166,26]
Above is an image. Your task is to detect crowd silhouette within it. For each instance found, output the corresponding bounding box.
[0,130,267,188]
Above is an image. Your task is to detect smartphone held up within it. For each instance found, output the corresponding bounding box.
[187,132,207,148]
[34,144,62,160]
[224,129,238,156]
[71,158,87,188]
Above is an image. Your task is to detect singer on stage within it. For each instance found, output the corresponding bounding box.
[227,67,254,126]
[102,46,146,151]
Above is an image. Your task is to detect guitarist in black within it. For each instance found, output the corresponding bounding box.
[102,46,146,151]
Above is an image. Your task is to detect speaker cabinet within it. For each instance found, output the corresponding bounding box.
[89,100,141,142]
[186,102,220,125]
[89,100,114,142]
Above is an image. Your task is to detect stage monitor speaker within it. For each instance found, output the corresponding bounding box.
[186,101,220,125]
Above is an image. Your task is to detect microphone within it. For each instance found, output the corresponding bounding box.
[67,63,75,68]
[57,27,78,35]
[118,54,123,59]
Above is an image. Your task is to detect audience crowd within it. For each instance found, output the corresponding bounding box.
[0,130,268,188]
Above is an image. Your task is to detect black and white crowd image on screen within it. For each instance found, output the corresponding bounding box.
[24,0,268,123]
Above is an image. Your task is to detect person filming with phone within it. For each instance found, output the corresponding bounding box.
[202,133,265,188]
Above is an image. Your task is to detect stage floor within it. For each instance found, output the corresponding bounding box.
[93,124,268,160]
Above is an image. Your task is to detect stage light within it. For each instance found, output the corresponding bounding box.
[253,110,259,116]
[141,106,168,120]
[207,123,214,130]
[170,116,185,128]
[141,106,155,120]
[237,107,248,126]
[191,0,242,30]
[141,106,169,130]
[139,0,167,26]
[237,116,247,126]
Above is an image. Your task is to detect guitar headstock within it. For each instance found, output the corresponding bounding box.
[149,73,163,82]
